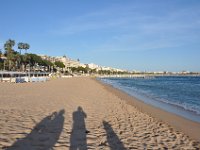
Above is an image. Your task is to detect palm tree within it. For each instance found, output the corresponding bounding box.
[24,43,30,72]
[24,43,30,54]
[4,39,15,70]
[17,42,30,71]
[18,42,24,54]
[18,42,30,54]
[4,39,15,49]
[18,42,24,71]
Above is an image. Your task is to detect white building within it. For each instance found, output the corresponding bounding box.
[87,63,100,70]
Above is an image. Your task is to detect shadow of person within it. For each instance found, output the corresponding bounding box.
[6,109,65,150]
[70,106,88,150]
[103,120,127,150]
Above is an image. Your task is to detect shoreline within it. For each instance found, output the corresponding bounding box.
[95,77,200,141]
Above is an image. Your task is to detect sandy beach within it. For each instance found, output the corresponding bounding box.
[0,77,200,149]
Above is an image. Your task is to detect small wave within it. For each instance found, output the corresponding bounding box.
[150,97,200,115]
[125,85,200,115]
[99,77,200,122]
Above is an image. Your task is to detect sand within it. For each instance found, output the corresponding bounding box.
[0,77,200,149]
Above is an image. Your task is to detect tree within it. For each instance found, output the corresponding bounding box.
[18,42,23,54]
[54,61,65,72]
[17,43,24,71]
[17,42,30,71]
[27,54,42,66]
[20,54,30,71]
[54,61,65,68]
[26,53,42,71]
[4,39,15,70]
[4,39,15,50]
[41,59,53,72]
[24,43,30,53]
[7,50,21,71]
[18,42,30,54]
[42,59,53,67]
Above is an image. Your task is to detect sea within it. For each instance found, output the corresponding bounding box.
[100,76,200,123]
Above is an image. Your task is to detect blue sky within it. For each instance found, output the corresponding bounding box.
[0,0,200,72]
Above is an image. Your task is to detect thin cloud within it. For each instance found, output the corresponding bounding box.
[49,15,132,35]
[48,2,200,53]
[48,3,138,35]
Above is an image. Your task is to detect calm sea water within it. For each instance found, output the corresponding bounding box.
[100,76,200,123]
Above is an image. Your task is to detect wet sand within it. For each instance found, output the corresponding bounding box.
[0,77,200,149]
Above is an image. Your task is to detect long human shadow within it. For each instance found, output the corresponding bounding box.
[6,109,65,150]
[70,106,88,150]
[103,120,127,150]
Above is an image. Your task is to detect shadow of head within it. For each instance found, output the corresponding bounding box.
[103,120,110,129]
[77,106,83,111]
[59,109,65,115]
